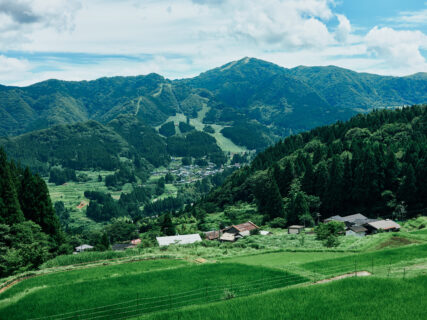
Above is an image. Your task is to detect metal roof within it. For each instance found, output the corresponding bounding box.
[220,233,236,242]
[350,225,368,233]
[342,213,368,223]
[288,225,305,229]
[367,220,400,230]
[156,234,202,246]
[75,244,93,251]
[227,221,259,232]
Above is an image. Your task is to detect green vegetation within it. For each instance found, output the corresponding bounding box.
[158,121,176,137]
[199,105,427,227]
[143,276,427,320]
[0,262,305,320]
[0,149,66,277]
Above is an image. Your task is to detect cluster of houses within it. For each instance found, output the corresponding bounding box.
[324,213,401,237]
[155,221,269,246]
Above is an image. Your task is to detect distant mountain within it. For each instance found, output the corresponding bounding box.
[0,116,225,173]
[1,58,427,151]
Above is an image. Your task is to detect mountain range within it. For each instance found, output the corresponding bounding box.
[1,57,427,170]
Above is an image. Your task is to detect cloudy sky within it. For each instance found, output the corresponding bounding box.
[1,0,427,86]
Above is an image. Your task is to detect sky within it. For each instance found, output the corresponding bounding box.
[1,0,427,86]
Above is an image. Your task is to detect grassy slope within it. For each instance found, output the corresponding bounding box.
[0,262,305,320]
[142,276,427,320]
[157,106,247,154]
[301,243,427,276]
[225,251,353,268]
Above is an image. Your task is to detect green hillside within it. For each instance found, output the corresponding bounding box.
[195,105,427,224]
[1,58,427,151]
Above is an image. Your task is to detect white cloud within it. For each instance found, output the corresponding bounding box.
[365,27,427,70]
[386,8,427,27]
[0,0,427,85]
[335,14,351,42]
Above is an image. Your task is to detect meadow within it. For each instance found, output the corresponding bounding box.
[0,262,306,320]
[140,275,427,320]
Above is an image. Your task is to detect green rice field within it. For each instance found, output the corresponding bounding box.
[141,275,427,320]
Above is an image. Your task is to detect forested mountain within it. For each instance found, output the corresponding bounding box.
[1,58,426,151]
[0,149,66,277]
[194,105,427,225]
[0,116,225,174]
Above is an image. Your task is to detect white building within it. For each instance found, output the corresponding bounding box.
[156,234,202,246]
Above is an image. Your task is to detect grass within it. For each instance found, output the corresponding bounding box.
[140,275,427,320]
[0,262,306,320]
[300,243,427,276]
[224,251,353,269]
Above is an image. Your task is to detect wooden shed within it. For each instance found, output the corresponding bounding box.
[288,225,305,234]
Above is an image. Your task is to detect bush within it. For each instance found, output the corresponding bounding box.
[324,235,340,247]
[269,217,287,229]
[315,221,345,240]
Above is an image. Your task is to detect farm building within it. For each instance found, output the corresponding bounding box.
[223,221,259,236]
[75,244,93,252]
[366,220,401,233]
[156,234,202,246]
[220,232,237,242]
[345,225,367,237]
[204,230,220,240]
[288,225,305,234]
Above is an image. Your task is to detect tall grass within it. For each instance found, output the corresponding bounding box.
[141,275,427,320]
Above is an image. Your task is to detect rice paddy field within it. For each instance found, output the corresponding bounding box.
[1,225,426,319]
[0,262,306,320]
[141,275,427,320]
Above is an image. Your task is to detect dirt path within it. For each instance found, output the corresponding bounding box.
[315,271,371,284]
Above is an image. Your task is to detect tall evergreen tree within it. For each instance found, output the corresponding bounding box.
[0,149,24,225]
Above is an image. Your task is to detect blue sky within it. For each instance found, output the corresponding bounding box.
[0,0,427,86]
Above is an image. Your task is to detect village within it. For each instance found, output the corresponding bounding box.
[151,157,242,185]
[74,214,402,253]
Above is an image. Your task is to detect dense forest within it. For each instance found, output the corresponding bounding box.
[0,149,66,277]
[195,105,427,225]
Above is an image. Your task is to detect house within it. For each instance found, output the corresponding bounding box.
[366,220,400,233]
[156,234,202,247]
[288,225,305,234]
[131,239,141,245]
[223,221,259,237]
[204,230,220,240]
[345,225,367,237]
[112,243,135,251]
[75,244,93,252]
[220,232,237,242]
[324,213,369,225]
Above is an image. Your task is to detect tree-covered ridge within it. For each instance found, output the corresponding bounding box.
[0,116,227,174]
[199,105,427,225]
[0,149,65,277]
[1,58,426,151]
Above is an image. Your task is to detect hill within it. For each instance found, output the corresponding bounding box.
[1,58,427,151]
[195,105,427,224]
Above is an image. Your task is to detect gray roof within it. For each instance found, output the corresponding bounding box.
[350,225,368,233]
[75,244,93,251]
[342,213,368,223]
[324,215,345,222]
[367,220,400,230]
[156,234,202,246]
[288,225,305,229]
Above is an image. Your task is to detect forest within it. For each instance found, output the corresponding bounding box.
[196,105,427,225]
